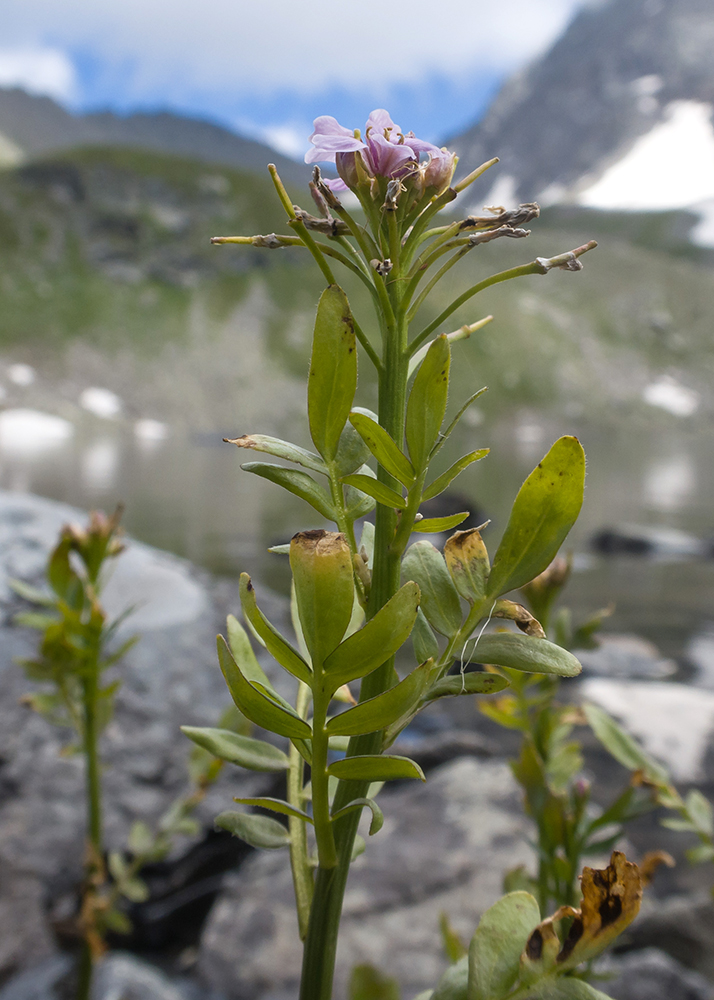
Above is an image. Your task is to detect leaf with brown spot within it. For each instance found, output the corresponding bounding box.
[493,600,545,638]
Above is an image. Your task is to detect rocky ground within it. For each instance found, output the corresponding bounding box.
[0,491,713,1000]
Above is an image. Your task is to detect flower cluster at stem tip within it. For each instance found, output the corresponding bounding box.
[305,108,457,197]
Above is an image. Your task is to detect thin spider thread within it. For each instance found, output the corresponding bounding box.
[458,601,497,693]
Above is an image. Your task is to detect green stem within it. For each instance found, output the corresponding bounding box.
[298,303,410,1000]
[288,683,314,940]
[76,942,94,1000]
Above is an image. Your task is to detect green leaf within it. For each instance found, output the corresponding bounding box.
[121,878,150,903]
[352,833,366,860]
[348,964,400,1000]
[9,578,55,607]
[127,821,155,856]
[414,512,470,534]
[687,843,714,864]
[290,531,355,667]
[440,913,467,963]
[104,908,133,935]
[14,611,59,629]
[328,754,425,782]
[233,796,313,823]
[467,633,582,677]
[583,702,670,786]
[684,790,714,837]
[331,797,384,836]
[334,409,375,476]
[425,672,509,700]
[239,574,312,684]
[224,433,327,475]
[402,541,462,637]
[215,810,291,850]
[308,284,357,461]
[344,464,379,518]
[349,411,416,487]
[406,333,450,471]
[226,614,277,692]
[422,450,489,502]
[325,661,431,737]
[241,462,337,521]
[181,726,289,772]
[323,582,420,692]
[412,607,440,664]
[486,437,585,598]
[468,891,541,1000]
[217,636,312,740]
[432,956,468,1000]
[341,474,406,510]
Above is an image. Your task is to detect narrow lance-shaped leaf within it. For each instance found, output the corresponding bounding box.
[325,661,431,737]
[180,726,289,772]
[323,581,420,692]
[583,702,670,786]
[349,411,416,487]
[467,632,582,678]
[422,449,489,502]
[334,410,375,476]
[239,574,312,685]
[225,434,327,475]
[402,540,462,637]
[308,284,357,462]
[328,754,425,782]
[215,810,291,850]
[341,474,406,510]
[331,797,384,836]
[233,796,313,823]
[290,531,354,666]
[406,333,450,472]
[241,462,337,521]
[413,512,470,534]
[226,613,295,711]
[412,607,439,664]
[344,464,378,519]
[217,636,312,740]
[486,436,585,598]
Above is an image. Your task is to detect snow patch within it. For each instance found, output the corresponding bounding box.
[134,419,169,445]
[0,409,73,455]
[643,376,700,417]
[79,387,123,419]
[482,174,517,211]
[7,363,35,387]
[579,101,714,210]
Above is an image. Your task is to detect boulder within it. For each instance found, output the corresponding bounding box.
[198,757,532,1000]
[599,948,714,1000]
[617,893,714,982]
[575,634,677,680]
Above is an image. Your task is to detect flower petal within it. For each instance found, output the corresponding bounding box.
[305,116,366,164]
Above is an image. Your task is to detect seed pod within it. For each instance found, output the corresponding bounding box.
[289,530,354,667]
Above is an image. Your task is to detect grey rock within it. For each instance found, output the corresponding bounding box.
[576,634,677,680]
[0,491,290,977]
[198,757,532,1000]
[617,894,714,981]
[578,677,714,783]
[92,953,190,1000]
[599,947,714,1000]
[687,626,714,689]
[0,955,71,1000]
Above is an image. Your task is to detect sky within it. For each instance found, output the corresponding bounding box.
[1,0,593,158]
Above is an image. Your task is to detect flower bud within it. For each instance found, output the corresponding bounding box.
[289,530,354,666]
[444,528,490,604]
[336,151,360,189]
[422,149,457,195]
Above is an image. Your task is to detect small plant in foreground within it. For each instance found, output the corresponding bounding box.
[14,511,224,999]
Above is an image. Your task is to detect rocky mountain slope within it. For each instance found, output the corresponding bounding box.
[448,0,714,236]
[0,87,308,186]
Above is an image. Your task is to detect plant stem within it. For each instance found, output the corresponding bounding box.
[298,300,410,1000]
[77,654,102,1000]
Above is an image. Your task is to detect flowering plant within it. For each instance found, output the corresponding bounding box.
[199,110,648,1000]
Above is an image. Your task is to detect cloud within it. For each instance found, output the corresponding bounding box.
[6,0,588,98]
[0,46,77,101]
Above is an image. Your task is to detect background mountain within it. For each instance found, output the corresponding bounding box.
[447,0,714,229]
[0,87,308,186]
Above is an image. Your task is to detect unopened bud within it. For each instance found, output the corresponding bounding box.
[493,599,545,638]
[423,149,457,195]
[289,530,354,666]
